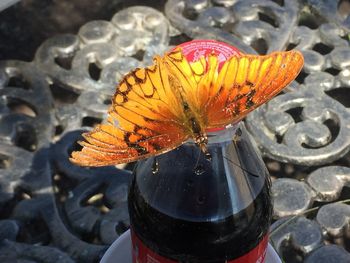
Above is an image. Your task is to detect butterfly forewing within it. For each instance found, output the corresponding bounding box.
[70,56,189,166]
[165,49,211,113]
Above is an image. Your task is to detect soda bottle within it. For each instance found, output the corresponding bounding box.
[128,122,272,263]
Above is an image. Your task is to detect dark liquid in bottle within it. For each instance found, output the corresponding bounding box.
[128,125,272,262]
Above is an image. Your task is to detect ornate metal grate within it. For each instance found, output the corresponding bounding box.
[0,0,350,262]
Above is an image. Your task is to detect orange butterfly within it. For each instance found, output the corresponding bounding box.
[70,46,304,166]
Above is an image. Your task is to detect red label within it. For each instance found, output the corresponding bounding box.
[131,229,268,263]
[175,39,240,71]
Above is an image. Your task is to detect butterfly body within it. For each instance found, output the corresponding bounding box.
[70,44,304,167]
[182,105,210,159]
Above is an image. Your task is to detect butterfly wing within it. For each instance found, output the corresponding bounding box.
[205,50,304,128]
[164,49,217,118]
[71,48,303,166]
[165,49,303,130]
[70,56,189,166]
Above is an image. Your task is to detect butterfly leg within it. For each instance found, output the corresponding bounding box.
[201,144,212,161]
[195,134,211,161]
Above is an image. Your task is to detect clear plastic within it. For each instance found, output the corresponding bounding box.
[128,122,272,262]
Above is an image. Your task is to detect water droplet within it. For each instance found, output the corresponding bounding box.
[187,179,194,187]
[197,196,206,205]
[152,158,159,174]
[194,164,205,175]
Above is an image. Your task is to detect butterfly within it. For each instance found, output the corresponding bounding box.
[70,45,304,166]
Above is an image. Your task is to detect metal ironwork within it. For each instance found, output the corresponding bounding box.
[1,1,350,262]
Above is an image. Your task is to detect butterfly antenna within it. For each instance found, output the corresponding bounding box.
[223,155,259,177]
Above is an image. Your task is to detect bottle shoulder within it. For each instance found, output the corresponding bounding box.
[132,137,269,222]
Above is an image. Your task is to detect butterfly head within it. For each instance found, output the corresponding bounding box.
[194,133,208,147]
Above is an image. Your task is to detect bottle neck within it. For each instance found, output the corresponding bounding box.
[186,123,240,146]
[206,123,239,145]
[133,122,270,221]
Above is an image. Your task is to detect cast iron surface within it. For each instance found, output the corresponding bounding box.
[0,0,350,262]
